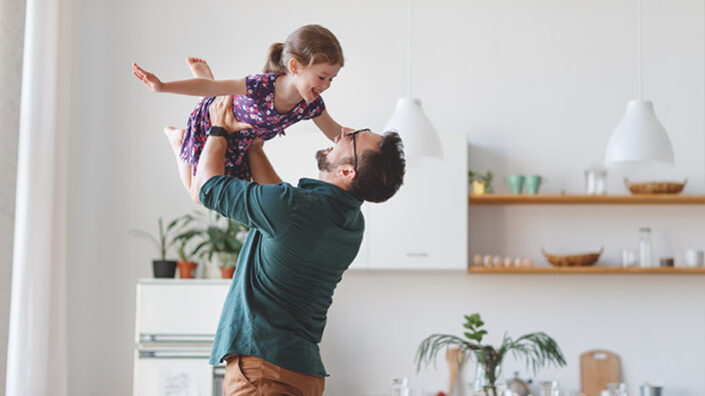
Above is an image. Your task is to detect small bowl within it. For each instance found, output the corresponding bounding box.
[541,247,603,267]
[624,178,686,195]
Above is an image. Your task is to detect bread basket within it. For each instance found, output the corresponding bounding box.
[624,178,686,194]
[541,247,603,267]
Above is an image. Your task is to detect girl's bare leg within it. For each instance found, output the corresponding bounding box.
[186,57,214,79]
[164,126,192,192]
[165,58,213,193]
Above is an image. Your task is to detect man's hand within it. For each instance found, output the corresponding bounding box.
[132,63,164,92]
[208,95,253,133]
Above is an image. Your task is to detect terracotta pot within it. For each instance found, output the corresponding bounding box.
[177,261,197,279]
[221,267,235,279]
[152,260,177,278]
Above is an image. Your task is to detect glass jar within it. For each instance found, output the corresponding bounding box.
[639,227,653,268]
[584,163,607,194]
[390,377,409,396]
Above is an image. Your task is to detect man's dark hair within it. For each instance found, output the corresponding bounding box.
[347,132,405,203]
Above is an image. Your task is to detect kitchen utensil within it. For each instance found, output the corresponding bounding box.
[446,348,462,395]
[625,178,686,194]
[580,350,620,396]
[542,248,604,267]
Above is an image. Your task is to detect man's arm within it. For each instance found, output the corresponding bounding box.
[191,95,252,204]
[247,139,282,185]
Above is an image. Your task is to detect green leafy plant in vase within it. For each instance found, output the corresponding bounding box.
[130,217,181,278]
[416,313,566,396]
[469,170,494,194]
[175,210,248,279]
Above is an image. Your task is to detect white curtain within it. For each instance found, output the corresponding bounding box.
[6,0,68,394]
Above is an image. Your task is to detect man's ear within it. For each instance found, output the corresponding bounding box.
[336,164,356,182]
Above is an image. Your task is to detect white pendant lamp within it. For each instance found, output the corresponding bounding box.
[384,0,443,160]
[605,0,674,167]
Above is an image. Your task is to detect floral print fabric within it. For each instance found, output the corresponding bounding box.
[180,73,326,180]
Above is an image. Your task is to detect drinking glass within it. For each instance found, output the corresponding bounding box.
[608,382,627,396]
[538,380,559,396]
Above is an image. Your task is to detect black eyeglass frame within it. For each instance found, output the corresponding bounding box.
[343,128,370,172]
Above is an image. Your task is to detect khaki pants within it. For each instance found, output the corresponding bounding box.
[223,354,325,396]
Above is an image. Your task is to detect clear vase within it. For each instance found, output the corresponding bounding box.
[472,364,505,396]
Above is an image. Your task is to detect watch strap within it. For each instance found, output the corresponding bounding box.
[207,126,229,138]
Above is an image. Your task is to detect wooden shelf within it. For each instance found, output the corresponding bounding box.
[467,266,705,274]
[468,194,705,205]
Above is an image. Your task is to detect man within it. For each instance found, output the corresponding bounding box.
[192,95,405,396]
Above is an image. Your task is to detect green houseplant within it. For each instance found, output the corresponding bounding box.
[130,217,181,278]
[416,313,566,396]
[468,170,494,194]
[175,211,248,279]
[174,238,199,279]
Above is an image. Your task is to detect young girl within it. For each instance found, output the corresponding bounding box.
[132,24,347,193]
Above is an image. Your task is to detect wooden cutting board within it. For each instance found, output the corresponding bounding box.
[580,350,620,396]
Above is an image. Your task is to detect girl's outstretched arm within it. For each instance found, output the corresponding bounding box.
[132,63,247,97]
[313,110,345,141]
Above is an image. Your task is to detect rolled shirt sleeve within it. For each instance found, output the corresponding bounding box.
[199,175,295,237]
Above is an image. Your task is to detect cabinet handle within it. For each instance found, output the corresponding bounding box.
[406,252,428,258]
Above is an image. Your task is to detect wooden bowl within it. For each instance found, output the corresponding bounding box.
[624,178,686,194]
[541,247,603,267]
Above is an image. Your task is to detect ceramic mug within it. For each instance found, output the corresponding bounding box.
[507,174,525,194]
[685,249,704,267]
[525,174,543,195]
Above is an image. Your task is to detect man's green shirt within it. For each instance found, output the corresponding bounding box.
[201,176,364,377]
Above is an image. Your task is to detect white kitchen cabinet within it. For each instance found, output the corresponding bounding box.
[363,132,468,269]
[133,280,230,396]
[262,131,468,270]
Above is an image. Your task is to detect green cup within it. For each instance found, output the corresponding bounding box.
[507,174,525,194]
[525,174,542,195]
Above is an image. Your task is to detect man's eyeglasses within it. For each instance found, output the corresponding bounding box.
[343,128,370,172]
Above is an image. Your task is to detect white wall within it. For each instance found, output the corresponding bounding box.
[65,0,705,395]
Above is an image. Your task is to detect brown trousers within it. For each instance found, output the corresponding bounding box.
[223,354,325,396]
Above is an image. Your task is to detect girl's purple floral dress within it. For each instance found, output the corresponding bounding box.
[180,73,326,180]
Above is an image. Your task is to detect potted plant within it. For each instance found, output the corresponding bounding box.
[174,238,199,279]
[416,313,566,396]
[469,171,494,195]
[130,217,180,278]
[175,211,248,279]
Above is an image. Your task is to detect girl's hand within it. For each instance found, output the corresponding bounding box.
[132,63,163,92]
[209,95,253,133]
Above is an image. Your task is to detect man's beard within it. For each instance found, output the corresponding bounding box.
[316,149,334,172]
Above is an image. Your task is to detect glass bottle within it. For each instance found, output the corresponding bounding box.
[390,378,409,396]
[639,227,652,268]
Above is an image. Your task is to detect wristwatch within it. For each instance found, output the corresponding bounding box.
[207,126,230,139]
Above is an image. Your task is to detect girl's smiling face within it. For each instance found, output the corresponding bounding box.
[292,62,341,103]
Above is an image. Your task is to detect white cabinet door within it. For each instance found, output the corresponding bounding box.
[133,354,213,396]
[365,133,468,270]
[136,281,230,338]
[262,132,369,269]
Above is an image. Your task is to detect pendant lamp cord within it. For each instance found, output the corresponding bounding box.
[637,0,643,100]
[407,0,412,98]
